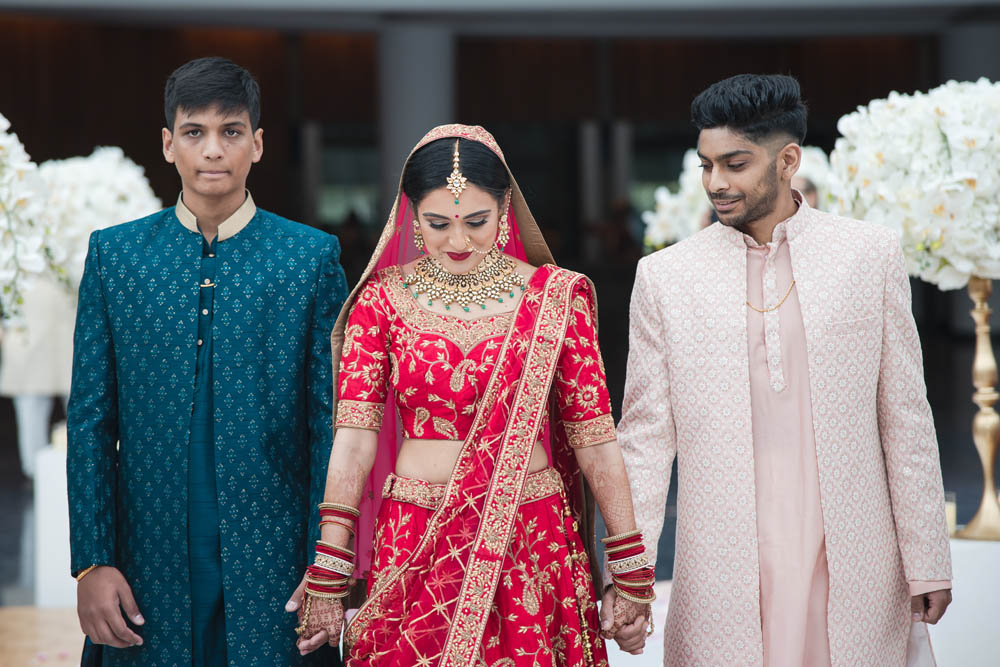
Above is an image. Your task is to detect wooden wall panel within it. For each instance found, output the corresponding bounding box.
[456,37,600,122]
[0,16,377,217]
[611,36,934,142]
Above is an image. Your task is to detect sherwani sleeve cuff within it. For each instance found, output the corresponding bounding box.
[908,580,951,596]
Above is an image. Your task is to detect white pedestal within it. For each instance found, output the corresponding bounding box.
[927,538,1000,666]
[34,446,76,607]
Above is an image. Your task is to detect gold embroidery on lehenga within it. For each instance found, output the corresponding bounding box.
[563,414,617,449]
[335,399,385,431]
[383,468,564,510]
[382,266,514,355]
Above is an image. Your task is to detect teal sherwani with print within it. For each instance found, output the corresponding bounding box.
[68,194,348,666]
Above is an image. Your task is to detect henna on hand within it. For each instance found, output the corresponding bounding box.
[298,597,345,648]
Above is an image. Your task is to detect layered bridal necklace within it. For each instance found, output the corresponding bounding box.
[403,247,527,313]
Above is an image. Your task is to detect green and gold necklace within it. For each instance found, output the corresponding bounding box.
[403,248,527,312]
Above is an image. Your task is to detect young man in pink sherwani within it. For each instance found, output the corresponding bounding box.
[615,74,953,666]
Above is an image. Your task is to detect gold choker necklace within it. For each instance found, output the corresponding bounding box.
[403,249,527,312]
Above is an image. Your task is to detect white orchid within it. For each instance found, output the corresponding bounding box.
[830,78,1000,289]
[38,146,161,287]
[0,113,48,320]
[641,150,711,250]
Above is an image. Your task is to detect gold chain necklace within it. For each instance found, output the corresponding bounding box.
[403,248,527,313]
[747,279,796,313]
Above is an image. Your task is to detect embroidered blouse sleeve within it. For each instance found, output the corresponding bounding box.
[336,274,392,431]
[553,282,617,448]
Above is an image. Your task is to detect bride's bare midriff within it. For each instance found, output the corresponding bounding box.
[396,438,550,484]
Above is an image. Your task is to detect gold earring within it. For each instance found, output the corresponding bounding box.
[496,194,511,250]
[413,219,426,254]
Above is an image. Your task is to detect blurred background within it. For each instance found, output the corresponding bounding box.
[1,0,999,662]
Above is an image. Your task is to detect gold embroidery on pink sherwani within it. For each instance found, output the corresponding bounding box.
[618,201,952,666]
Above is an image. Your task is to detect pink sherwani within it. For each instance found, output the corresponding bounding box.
[618,199,952,666]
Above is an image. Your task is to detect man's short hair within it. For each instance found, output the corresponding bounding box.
[164,57,261,131]
[691,74,807,145]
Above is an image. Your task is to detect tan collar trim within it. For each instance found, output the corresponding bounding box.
[175,191,257,241]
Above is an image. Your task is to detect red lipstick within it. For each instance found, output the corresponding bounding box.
[447,251,473,261]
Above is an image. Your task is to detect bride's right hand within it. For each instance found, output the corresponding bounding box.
[295,597,345,654]
[599,585,649,655]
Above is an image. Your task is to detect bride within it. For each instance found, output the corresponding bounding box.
[292,124,655,665]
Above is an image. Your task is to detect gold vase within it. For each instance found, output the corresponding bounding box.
[956,276,1000,540]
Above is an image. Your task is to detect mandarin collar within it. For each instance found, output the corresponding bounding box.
[176,191,256,242]
[719,189,810,249]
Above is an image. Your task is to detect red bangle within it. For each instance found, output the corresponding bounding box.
[319,520,356,535]
[607,545,645,560]
[319,508,359,522]
[604,532,643,547]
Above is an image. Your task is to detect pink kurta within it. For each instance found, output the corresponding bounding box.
[745,220,832,666]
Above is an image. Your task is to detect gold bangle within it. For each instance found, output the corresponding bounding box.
[304,587,350,600]
[317,541,356,557]
[601,529,642,544]
[318,502,361,518]
[614,587,656,604]
[75,564,99,582]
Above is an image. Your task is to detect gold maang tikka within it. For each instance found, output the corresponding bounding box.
[446,141,467,204]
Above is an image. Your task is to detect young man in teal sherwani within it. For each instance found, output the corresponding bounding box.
[68,57,348,666]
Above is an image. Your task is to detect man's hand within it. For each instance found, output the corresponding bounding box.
[911,589,952,625]
[284,575,306,614]
[77,566,144,648]
[599,585,648,655]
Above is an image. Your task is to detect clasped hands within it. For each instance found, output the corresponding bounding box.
[287,575,346,655]
[600,585,651,655]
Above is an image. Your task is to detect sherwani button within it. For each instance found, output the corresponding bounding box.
[198,339,203,346]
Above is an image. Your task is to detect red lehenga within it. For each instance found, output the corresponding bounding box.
[330,125,613,667]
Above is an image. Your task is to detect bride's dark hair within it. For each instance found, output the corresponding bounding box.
[402,138,510,206]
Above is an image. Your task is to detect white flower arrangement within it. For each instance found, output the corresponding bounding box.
[641,149,710,250]
[829,78,1000,290]
[39,146,161,287]
[642,145,835,251]
[0,113,49,319]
